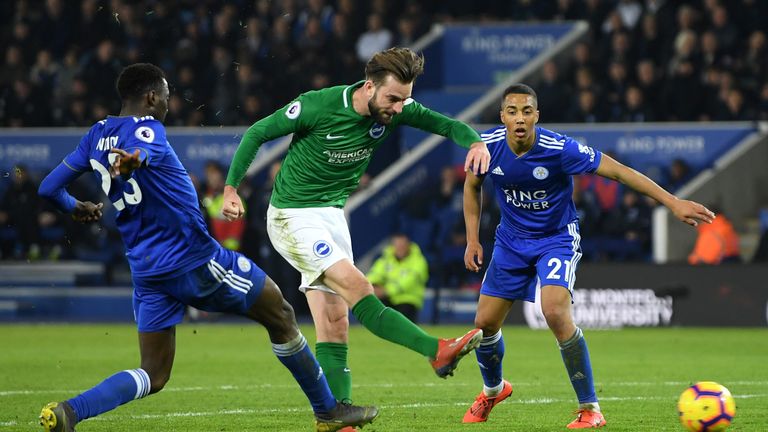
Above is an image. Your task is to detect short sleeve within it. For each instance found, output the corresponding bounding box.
[124,119,168,166]
[269,92,320,135]
[561,136,602,175]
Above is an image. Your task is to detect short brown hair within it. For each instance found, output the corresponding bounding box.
[365,47,425,86]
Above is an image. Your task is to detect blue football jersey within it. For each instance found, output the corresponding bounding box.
[480,126,602,242]
[64,116,217,277]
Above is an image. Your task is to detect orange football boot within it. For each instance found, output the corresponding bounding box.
[567,409,606,429]
[462,380,513,423]
[429,329,483,378]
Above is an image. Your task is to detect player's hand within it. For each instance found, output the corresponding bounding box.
[222,185,245,221]
[109,148,142,177]
[465,141,491,175]
[72,201,103,223]
[669,199,716,227]
[464,241,484,272]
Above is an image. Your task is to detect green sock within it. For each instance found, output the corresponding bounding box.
[315,342,352,403]
[351,294,438,358]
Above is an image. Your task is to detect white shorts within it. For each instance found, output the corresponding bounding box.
[266,204,353,294]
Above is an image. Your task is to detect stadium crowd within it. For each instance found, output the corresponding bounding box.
[1,0,766,277]
[1,0,767,127]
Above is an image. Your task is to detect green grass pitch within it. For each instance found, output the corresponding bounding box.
[1,324,766,431]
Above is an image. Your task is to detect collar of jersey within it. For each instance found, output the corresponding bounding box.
[343,80,366,115]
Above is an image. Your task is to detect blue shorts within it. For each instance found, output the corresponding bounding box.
[481,222,583,302]
[132,245,266,332]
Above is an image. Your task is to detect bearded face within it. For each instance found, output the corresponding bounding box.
[367,88,396,124]
[366,76,413,125]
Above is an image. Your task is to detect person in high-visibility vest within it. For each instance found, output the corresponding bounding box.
[367,233,429,323]
[688,210,741,264]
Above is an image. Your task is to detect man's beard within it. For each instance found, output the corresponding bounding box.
[367,98,394,125]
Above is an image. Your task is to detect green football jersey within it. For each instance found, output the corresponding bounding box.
[227,81,481,208]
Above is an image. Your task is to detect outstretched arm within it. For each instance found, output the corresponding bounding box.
[399,100,491,174]
[595,154,715,227]
[223,101,303,221]
[38,162,103,223]
[463,171,485,272]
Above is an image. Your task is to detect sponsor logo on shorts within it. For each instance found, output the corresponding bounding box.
[369,123,385,139]
[237,256,251,273]
[313,240,333,257]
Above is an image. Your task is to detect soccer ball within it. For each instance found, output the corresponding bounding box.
[677,381,736,431]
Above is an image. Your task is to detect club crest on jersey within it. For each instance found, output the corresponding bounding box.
[285,101,301,119]
[369,123,385,139]
[313,241,333,258]
[237,256,251,273]
[135,126,154,143]
[533,166,549,180]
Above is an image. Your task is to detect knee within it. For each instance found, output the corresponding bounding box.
[474,317,502,336]
[146,370,171,395]
[541,304,571,330]
[269,300,299,337]
[323,310,349,341]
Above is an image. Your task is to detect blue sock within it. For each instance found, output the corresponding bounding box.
[559,327,597,403]
[475,331,505,393]
[273,333,337,414]
[67,368,150,422]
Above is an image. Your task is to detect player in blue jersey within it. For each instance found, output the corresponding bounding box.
[35,63,377,432]
[461,84,715,428]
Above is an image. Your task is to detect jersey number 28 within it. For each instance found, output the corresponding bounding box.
[90,155,142,210]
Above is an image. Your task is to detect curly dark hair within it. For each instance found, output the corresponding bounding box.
[116,63,166,101]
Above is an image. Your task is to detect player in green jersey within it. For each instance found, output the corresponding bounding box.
[222,48,490,411]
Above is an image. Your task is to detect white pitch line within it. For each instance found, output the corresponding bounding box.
[0,381,460,397]
[4,380,768,397]
[4,394,768,428]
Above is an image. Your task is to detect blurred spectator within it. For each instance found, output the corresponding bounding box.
[81,39,122,110]
[614,0,643,31]
[635,59,663,108]
[708,5,739,55]
[0,166,40,259]
[567,89,603,123]
[605,61,630,120]
[201,161,245,251]
[4,78,51,126]
[355,13,392,62]
[735,30,767,91]
[566,42,598,78]
[699,31,725,71]
[367,232,428,323]
[621,85,655,122]
[29,50,60,100]
[688,209,741,265]
[1,45,29,92]
[395,15,418,46]
[757,82,768,121]
[536,60,570,123]
[716,88,753,121]
[635,13,667,66]
[600,190,652,261]
[664,158,693,193]
[663,57,703,121]
[296,16,329,54]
